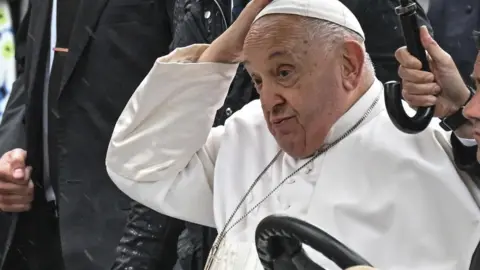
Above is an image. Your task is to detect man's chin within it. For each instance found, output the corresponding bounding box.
[277,142,315,160]
[273,135,321,159]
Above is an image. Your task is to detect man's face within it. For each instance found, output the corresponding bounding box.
[243,15,350,158]
[463,52,480,160]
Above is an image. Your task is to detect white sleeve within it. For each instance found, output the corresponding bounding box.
[106,45,239,227]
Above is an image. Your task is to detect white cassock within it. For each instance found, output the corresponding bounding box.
[106,45,480,270]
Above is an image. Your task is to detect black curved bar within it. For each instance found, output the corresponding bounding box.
[255,215,372,270]
[384,81,434,134]
[383,0,434,134]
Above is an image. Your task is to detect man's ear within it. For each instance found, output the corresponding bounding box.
[341,40,365,91]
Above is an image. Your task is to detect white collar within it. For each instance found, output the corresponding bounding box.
[324,79,383,144]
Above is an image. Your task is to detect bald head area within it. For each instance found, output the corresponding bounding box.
[242,14,375,158]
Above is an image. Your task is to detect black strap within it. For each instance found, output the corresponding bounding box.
[439,87,475,131]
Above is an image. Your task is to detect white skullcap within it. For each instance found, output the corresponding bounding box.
[253,0,365,40]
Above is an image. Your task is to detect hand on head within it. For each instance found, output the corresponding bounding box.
[198,0,271,63]
[0,148,33,212]
[395,26,471,118]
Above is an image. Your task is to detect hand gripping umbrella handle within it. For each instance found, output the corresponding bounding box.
[384,0,434,134]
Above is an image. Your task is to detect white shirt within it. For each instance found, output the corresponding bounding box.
[106,45,480,270]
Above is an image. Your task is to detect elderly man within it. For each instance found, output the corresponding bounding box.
[106,0,480,269]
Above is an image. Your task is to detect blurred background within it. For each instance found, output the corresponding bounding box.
[418,0,429,11]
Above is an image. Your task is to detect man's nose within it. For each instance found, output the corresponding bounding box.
[463,91,480,120]
[260,83,284,112]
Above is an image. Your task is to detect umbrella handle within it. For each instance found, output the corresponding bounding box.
[384,0,434,134]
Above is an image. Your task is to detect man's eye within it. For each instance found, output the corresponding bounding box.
[279,70,290,77]
[252,78,262,86]
[277,66,294,79]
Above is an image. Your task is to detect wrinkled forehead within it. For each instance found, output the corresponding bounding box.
[244,15,311,62]
[245,14,309,47]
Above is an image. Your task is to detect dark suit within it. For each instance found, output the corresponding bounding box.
[0,0,175,269]
[450,134,480,269]
[428,0,480,85]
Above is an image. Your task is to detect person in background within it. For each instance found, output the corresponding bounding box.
[395,26,480,268]
[112,1,257,269]
[428,0,479,86]
[0,0,182,269]
[112,1,433,270]
[395,27,480,179]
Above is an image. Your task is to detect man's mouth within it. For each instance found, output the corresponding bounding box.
[271,116,295,125]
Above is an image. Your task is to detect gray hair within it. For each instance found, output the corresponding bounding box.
[301,18,375,75]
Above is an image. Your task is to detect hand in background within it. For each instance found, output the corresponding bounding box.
[0,148,33,212]
[198,0,271,63]
[395,26,471,118]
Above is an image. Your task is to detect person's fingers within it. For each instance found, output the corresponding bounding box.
[9,149,27,180]
[0,149,28,183]
[402,81,441,96]
[0,180,33,212]
[0,194,33,205]
[0,179,33,195]
[419,26,451,66]
[0,149,22,183]
[0,159,11,183]
[395,46,422,70]
[402,89,438,108]
[398,66,435,84]
[0,203,31,212]
[18,166,32,185]
[200,0,271,63]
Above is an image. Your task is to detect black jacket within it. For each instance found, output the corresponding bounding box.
[451,134,480,181]
[450,134,480,269]
[112,1,234,270]
[112,1,436,270]
[428,0,479,86]
[0,0,174,269]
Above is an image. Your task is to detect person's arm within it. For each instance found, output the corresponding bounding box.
[112,3,209,269]
[106,44,238,228]
[0,6,29,155]
[111,201,185,270]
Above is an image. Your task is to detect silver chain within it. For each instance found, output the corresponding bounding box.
[205,94,380,270]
